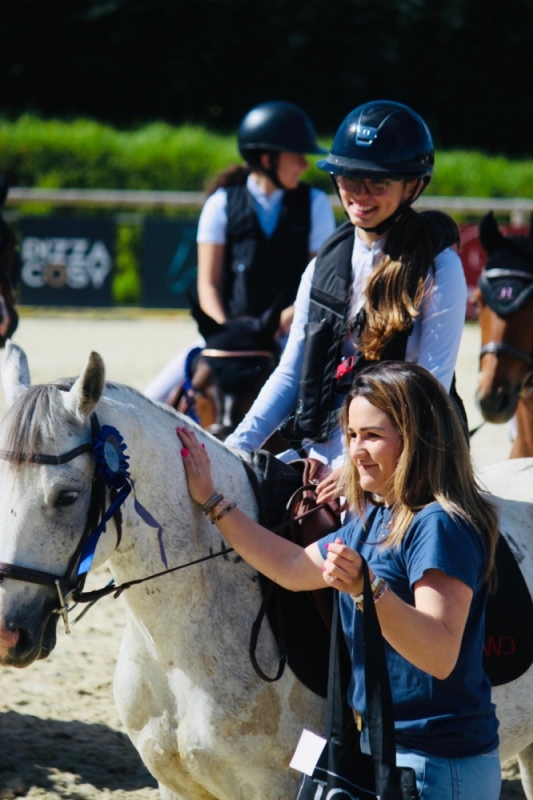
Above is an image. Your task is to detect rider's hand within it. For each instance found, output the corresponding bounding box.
[316,466,344,505]
[277,305,295,337]
[176,426,216,506]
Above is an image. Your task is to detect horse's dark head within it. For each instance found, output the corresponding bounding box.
[474,211,533,423]
[0,172,20,347]
[178,297,282,439]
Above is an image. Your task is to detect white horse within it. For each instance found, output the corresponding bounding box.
[2,344,533,799]
[0,342,324,800]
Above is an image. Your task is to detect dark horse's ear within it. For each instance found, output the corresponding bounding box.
[186,284,224,339]
[255,294,284,339]
[479,211,507,255]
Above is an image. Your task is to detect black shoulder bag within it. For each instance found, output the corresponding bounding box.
[295,560,419,800]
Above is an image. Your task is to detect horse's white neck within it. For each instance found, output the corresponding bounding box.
[91,389,262,666]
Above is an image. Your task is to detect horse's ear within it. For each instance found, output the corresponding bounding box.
[479,211,506,255]
[63,351,105,420]
[187,285,225,339]
[1,340,30,407]
[256,295,283,339]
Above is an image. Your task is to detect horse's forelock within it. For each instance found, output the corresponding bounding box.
[1,383,80,466]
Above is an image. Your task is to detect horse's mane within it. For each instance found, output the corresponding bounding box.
[0,377,230,467]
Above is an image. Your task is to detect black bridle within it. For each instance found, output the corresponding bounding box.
[0,412,119,631]
[0,408,237,633]
[479,268,533,388]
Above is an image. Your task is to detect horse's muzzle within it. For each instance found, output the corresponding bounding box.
[0,597,59,667]
[477,382,520,423]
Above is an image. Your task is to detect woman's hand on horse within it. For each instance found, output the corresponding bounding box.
[316,466,344,504]
[177,426,216,506]
[322,537,369,596]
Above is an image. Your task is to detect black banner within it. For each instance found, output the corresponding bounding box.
[141,218,198,308]
[19,216,114,306]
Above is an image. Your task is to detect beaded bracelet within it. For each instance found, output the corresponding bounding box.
[211,502,236,523]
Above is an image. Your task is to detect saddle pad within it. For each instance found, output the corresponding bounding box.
[483,533,533,686]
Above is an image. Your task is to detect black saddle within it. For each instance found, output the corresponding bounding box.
[484,533,533,686]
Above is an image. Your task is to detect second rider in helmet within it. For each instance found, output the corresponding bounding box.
[226,100,467,498]
[144,101,335,402]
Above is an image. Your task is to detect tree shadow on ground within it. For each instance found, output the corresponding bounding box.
[0,710,157,792]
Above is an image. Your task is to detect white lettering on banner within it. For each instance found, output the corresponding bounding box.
[300,781,361,800]
[21,237,111,290]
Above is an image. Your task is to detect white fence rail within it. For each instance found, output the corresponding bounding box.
[6,188,533,226]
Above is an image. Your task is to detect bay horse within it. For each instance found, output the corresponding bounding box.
[0,172,20,346]
[474,211,533,457]
[168,296,284,445]
[4,343,533,797]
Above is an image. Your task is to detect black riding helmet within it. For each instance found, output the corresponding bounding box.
[317,100,434,234]
[238,101,326,188]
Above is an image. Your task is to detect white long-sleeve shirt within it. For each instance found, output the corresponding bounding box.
[226,230,467,469]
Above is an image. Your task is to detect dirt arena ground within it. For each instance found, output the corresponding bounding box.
[0,310,524,799]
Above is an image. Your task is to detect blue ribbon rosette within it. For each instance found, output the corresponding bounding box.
[77,425,166,577]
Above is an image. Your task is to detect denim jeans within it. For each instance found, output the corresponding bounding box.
[361,730,501,799]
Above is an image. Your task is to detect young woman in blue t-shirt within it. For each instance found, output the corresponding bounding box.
[176,361,501,800]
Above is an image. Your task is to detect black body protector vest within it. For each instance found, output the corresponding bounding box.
[283,214,467,445]
[222,182,311,318]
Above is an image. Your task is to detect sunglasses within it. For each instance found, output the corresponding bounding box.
[335,175,396,196]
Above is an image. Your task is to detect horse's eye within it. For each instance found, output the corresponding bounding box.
[55,491,79,508]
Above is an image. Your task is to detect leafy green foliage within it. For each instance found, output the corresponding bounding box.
[2,116,533,198]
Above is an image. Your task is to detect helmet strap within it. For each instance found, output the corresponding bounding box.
[359,203,407,236]
[257,151,284,190]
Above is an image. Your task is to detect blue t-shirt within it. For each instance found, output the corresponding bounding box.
[318,502,499,758]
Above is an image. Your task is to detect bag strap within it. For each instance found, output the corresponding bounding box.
[361,558,398,768]
[324,587,346,742]
[326,560,398,765]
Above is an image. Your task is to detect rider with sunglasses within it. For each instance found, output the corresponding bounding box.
[226,100,467,499]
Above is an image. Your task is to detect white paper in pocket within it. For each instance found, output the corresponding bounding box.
[289,728,328,776]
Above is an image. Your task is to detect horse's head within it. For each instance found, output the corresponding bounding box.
[474,211,533,422]
[0,341,113,666]
[0,172,20,346]
[180,297,282,439]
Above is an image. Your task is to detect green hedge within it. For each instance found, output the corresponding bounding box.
[2,115,533,197]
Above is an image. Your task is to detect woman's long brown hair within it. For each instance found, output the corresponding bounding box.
[339,362,499,590]
[359,207,460,360]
